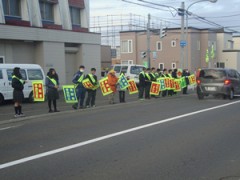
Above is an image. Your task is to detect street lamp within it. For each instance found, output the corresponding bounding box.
[185,0,218,69]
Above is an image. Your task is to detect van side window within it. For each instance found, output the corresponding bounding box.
[0,70,3,79]
[121,66,128,73]
[7,69,27,81]
[27,69,43,80]
[114,66,121,73]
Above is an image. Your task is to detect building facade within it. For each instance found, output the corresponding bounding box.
[0,0,101,84]
[119,27,220,72]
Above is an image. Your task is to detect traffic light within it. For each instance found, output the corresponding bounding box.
[141,51,147,59]
[160,28,166,39]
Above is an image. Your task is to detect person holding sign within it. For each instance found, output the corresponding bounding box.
[12,67,26,118]
[85,68,98,108]
[107,70,118,104]
[72,65,86,109]
[118,72,129,103]
[46,68,60,113]
[138,67,147,100]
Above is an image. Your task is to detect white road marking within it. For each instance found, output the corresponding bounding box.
[1,100,240,170]
[0,126,20,131]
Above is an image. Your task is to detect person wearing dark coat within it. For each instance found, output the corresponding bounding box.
[172,69,178,95]
[145,68,152,99]
[46,68,60,113]
[138,67,147,100]
[182,69,190,94]
[12,67,26,118]
[72,65,86,109]
[85,68,98,107]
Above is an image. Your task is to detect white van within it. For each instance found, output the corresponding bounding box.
[113,64,145,84]
[0,64,45,104]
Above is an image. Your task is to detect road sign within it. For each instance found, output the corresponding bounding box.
[180,40,187,47]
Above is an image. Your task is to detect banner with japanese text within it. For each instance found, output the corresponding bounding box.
[118,74,129,90]
[157,78,166,91]
[150,82,160,95]
[99,77,113,96]
[174,79,182,92]
[32,81,45,102]
[164,77,170,90]
[82,78,99,90]
[169,78,175,90]
[62,85,78,103]
[181,77,187,89]
[128,79,138,94]
[188,75,196,85]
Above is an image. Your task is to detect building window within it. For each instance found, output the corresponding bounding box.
[3,0,21,17]
[0,56,5,64]
[197,41,201,51]
[171,40,177,47]
[39,1,54,21]
[70,6,81,25]
[228,40,234,49]
[156,41,162,51]
[121,40,133,53]
[217,62,225,68]
[172,63,176,69]
[159,63,164,70]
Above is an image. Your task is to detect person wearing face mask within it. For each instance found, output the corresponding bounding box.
[72,65,86,109]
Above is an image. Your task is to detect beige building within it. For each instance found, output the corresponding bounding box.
[0,0,101,84]
[119,28,240,72]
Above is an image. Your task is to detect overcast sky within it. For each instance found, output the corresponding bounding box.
[90,0,240,33]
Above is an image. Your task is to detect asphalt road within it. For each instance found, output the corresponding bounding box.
[1,94,240,180]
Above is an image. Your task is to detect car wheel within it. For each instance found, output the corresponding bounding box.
[0,94,4,105]
[28,91,34,103]
[229,89,234,100]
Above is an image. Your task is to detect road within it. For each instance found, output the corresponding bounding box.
[0,94,240,180]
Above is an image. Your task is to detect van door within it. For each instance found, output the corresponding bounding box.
[0,69,7,100]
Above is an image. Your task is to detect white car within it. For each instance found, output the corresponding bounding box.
[0,64,45,104]
[113,64,145,84]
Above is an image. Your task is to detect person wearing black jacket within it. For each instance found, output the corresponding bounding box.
[138,67,147,100]
[145,68,152,99]
[182,69,190,94]
[12,67,26,118]
[85,68,98,108]
[46,68,60,113]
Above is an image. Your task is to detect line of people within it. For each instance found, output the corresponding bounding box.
[11,65,191,117]
[138,67,190,100]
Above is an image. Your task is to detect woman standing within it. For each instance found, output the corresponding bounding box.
[12,67,26,118]
[46,68,60,113]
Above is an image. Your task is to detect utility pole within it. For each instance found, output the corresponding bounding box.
[180,2,185,69]
[147,14,151,68]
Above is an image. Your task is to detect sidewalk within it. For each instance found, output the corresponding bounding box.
[0,89,195,122]
[0,90,139,121]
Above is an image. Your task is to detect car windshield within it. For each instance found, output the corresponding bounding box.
[199,69,226,79]
[130,66,144,75]
[114,66,121,73]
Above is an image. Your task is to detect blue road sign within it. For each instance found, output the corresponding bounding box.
[180,40,187,47]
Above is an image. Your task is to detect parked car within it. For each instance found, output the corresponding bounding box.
[0,64,45,104]
[113,64,145,84]
[196,68,240,100]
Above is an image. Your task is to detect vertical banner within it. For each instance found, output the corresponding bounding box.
[32,81,45,102]
[174,79,182,92]
[118,74,129,90]
[99,77,113,96]
[181,77,187,89]
[150,82,160,95]
[188,75,196,85]
[157,78,166,91]
[62,85,78,103]
[164,77,170,90]
[128,79,138,94]
[169,78,175,90]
